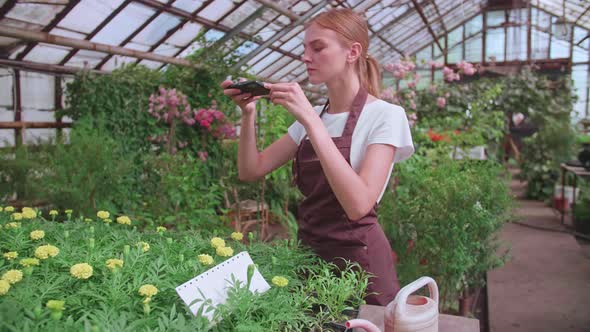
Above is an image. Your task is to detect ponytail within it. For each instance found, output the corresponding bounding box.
[358,54,381,96]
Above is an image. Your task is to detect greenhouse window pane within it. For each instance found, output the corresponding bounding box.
[24,128,55,145]
[486,10,505,27]
[234,41,258,56]
[0,107,14,121]
[66,50,107,68]
[447,44,462,64]
[550,38,569,59]
[531,29,550,59]
[0,128,15,147]
[132,13,182,46]
[573,26,589,63]
[172,0,205,12]
[92,3,155,45]
[506,26,527,61]
[573,65,588,119]
[220,2,260,29]
[166,23,203,48]
[153,44,180,57]
[199,0,234,22]
[0,69,12,109]
[204,30,225,42]
[465,34,482,63]
[415,46,432,65]
[49,27,86,40]
[250,52,282,74]
[58,0,124,34]
[137,60,165,69]
[486,28,505,62]
[531,8,551,30]
[433,69,443,82]
[416,69,430,89]
[7,3,65,26]
[101,56,137,71]
[448,26,462,48]
[21,72,54,110]
[507,8,526,24]
[465,15,482,37]
[25,44,71,65]
[246,48,272,67]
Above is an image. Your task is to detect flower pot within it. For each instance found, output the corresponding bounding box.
[553,197,569,213]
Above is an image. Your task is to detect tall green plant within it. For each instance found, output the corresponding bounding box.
[380,157,512,309]
[37,119,136,216]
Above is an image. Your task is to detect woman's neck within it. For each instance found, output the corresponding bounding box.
[325,72,361,114]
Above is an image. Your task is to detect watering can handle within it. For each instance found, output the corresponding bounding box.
[394,276,439,316]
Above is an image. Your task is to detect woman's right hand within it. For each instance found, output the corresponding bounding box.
[221,79,260,116]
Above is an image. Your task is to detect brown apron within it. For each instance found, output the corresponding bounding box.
[292,87,400,306]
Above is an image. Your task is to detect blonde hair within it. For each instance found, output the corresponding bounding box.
[305,8,381,96]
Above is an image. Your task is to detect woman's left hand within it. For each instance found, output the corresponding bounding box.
[265,82,316,125]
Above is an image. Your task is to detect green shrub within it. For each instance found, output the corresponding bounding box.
[380,157,512,308]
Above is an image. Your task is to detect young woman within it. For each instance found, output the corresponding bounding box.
[221,8,414,306]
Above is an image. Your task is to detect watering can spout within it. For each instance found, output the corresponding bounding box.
[345,319,382,332]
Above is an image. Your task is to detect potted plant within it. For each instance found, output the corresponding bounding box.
[576,135,590,170]
[573,198,590,235]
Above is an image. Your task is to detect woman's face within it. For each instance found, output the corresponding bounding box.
[302,23,353,84]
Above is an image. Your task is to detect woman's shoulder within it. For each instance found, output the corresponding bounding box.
[364,98,407,120]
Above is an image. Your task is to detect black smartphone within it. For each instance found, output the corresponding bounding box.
[226,81,270,97]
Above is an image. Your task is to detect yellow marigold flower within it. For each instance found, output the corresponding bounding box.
[97,211,110,219]
[198,254,214,265]
[210,237,225,249]
[2,270,23,284]
[137,241,150,252]
[156,226,166,233]
[65,209,73,214]
[70,263,93,279]
[231,232,244,241]
[103,218,112,224]
[5,206,14,212]
[138,284,158,297]
[22,209,36,219]
[216,246,233,257]
[116,216,131,225]
[11,213,23,221]
[5,222,20,229]
[3,252,18,260]
[106,259,124,271]
[35,245,59,259]
[0,206,3,212]
[30,230,45,241]
[20,258,40,267]
[49,210,58,216]
[46,300,65,311]
[271,276,289,287]
[0,280,10,295]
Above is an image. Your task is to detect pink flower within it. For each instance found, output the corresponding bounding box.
[443,66,454,76]
[429,85,437,94]
[407,81,416,89]
[437,97,446,108]
[410,101,416,110]
[198,151,208,162]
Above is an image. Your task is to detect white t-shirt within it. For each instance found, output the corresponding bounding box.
[287,99,414,203]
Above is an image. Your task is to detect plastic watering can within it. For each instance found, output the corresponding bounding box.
[346,276,439,332]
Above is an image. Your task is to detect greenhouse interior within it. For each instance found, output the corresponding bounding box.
[0,0,589,331]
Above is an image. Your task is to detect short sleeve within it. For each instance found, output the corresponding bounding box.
[367,104,414,163]
[287,106,323,145]
[287,120,305,145]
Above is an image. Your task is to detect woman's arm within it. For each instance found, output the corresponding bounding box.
[303,114,396,220]
[238,113,298,181]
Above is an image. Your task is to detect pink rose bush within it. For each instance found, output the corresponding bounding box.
[147,87,236,154]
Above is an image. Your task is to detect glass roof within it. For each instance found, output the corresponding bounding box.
[0,0,588,91]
